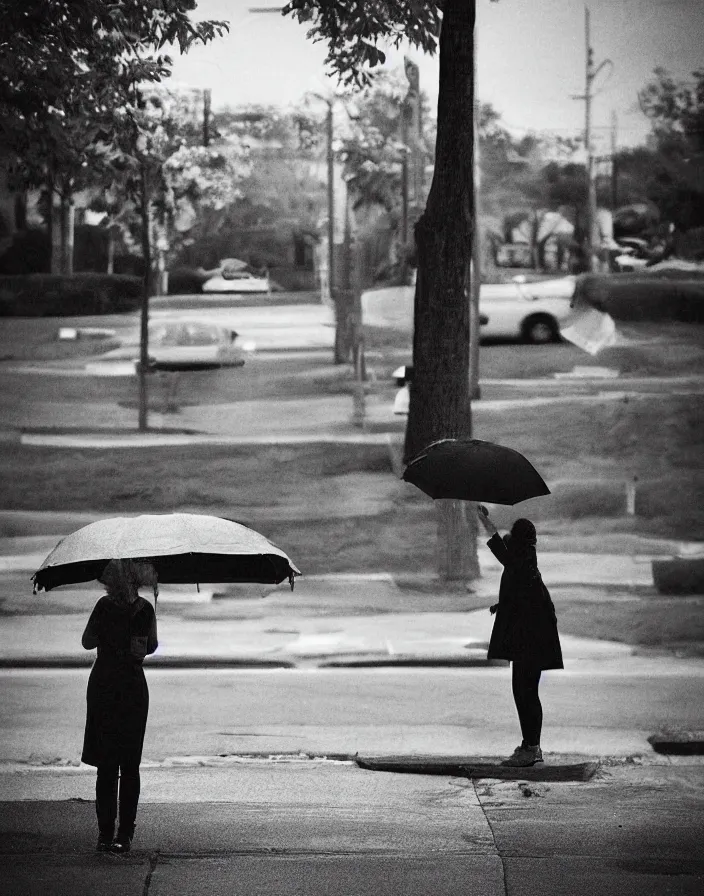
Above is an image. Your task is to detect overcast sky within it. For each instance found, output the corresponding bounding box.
[169,0,704,149]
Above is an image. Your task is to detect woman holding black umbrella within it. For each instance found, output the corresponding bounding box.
[81,559,158,853]
[477,505,563,767]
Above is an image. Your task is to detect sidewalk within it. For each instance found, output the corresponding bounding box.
[1,760,703,896]
[0,540,684,669]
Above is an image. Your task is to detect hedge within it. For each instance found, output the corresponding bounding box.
[575,272,704,323]
[0,273,143,317]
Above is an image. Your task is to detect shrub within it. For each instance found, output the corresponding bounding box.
[0,273,142,317]
[0,228,51,274]
[576,272,704,323]
[167,267,207,295]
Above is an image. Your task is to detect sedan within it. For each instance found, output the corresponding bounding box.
[87,318,247,374]
[202,270,271,294]
[361,275,576,344]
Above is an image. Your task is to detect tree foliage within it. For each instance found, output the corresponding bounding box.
[0,1,228,195]
[632,67,704,231]
[339,67,434,217]
[283,0,441,87]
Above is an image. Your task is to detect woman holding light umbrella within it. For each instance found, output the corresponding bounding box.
[33,512,300,854]
[81,559,159,854]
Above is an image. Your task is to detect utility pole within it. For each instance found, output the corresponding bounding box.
[400,102,409,251]
[611,109,618,209]
[326,99,335,305]
[203,88,212,147]
[573,7,612,273]
[584,8,598,273]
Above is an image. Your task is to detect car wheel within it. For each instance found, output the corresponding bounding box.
[523,315,559,344]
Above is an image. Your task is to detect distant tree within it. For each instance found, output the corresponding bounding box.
[631,68,704,232]
[0,1,229,430]
[185,105,327,274]
[340,68,434,215]
[0,1,229,276]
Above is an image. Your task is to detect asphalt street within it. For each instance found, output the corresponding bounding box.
[2,666,703,766]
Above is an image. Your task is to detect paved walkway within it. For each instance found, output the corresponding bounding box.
[0,543,694,669]
[1,760,703,895]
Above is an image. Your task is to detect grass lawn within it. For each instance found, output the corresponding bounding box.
[1,309,703,654]
[551,590,704,658]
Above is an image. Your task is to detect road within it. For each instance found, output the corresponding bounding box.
[2,665,703,766]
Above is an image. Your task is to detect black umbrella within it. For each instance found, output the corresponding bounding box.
[402,438,550,506]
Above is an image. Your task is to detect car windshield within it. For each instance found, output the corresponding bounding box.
[182,323,221,345]
[149,322,221,346]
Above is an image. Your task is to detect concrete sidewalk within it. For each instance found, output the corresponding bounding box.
[1,760,703,896]
[0,543,676,668]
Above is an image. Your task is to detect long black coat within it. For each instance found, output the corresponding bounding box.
[81,596,158,768]
[486,534,563,670]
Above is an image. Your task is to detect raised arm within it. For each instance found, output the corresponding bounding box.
[477,505,509,566]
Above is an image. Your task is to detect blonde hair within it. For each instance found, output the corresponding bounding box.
[98,559,159,605]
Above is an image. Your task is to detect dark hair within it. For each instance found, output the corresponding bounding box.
[510,518,537,545]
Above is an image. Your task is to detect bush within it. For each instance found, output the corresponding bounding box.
[167,267,207,295]
[0,228,51,275]
[0,273,142,317]
[576,272,704,323]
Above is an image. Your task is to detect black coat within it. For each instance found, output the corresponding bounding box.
[81,595,157,768]
[486,534,563,670]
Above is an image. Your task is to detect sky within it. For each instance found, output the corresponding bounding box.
[169,0,704,151]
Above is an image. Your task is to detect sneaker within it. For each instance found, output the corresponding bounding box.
[500,744,543,767]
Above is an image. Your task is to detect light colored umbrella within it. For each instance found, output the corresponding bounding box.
[33,513,300,593]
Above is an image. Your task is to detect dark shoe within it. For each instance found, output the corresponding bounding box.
[500,744,544,767]
[96,833,113,852]
[110,835,132,854]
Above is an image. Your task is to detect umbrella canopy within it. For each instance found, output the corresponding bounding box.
[402,438,550,506]
[32,513,300,593]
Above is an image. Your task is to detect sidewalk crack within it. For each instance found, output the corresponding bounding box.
[472,779,508,896]
[142,851,159,896]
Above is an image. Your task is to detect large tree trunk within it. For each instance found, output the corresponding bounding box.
[403,0,479,581]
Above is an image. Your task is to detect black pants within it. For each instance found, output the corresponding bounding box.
[96,761,140,839]
[511,663,543,746]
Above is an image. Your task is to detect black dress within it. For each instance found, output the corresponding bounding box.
[486,533,564,670]
[81,596,157,768]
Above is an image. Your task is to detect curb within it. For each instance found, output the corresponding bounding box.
[0,656,295,670]
[355,754,600,781]
[319,657,508,669]
[648,732,704,755]
[0,655,505,671]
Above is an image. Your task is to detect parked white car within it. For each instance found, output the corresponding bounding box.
[202,270,271,294]
[88,318,247,373]
[361,275,576,344]
[479,276,575,342]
